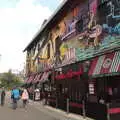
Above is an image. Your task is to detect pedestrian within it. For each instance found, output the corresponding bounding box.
[1,87,6,106]
[21,88,29,108]
[11,86,20,109]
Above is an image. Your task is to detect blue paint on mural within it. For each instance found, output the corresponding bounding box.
[103,23,120,35]
[60,0,120,61]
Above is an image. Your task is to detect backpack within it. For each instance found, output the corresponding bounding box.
[11,89,20,100]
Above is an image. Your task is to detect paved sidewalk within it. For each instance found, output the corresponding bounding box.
[29,100,94,120]
[6,91,94,120]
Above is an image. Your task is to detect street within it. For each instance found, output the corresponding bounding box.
[0,92,64,120]
[0,99,57,120]
[0,92,89,120]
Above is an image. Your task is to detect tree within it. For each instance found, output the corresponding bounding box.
[0,70,23,90]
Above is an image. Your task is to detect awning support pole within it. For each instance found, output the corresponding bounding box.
[67,98,69,114]
[82,100,86,119]
[107,103,110,120]
[56,97,58,109]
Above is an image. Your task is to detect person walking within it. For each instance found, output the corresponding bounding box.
[1,87,6,106]
[11,87,20,109]
[21,88,29,108]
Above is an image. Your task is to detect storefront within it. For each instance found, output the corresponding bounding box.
[32,73,42,101]
[25,74,36,100]
[50,62,88,115]
[87,51,120,120]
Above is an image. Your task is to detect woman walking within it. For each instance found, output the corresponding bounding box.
[21,88,29,108]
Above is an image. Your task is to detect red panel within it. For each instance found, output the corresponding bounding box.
[108,108,120,114]
[88,57,98,75]
[69,102,83,108]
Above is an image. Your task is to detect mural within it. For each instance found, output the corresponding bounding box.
[52,0,120,64]
[26,0,120,74]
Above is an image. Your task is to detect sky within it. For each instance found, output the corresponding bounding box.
[0,0,63,73]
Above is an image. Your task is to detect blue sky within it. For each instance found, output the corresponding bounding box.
[38,0,62,11]
[0,0,61,10]
[0,0,63,73]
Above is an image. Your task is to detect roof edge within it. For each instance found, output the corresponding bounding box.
[23,0,68,52]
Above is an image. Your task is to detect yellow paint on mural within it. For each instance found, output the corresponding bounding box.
[60,42,68,56]
[41,45,48,59]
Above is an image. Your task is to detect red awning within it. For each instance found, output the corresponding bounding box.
[89,51,120,76]
[32,74,38,83]
[27,75,35,83]
[39,72,51,83]
[25,77,30,83]
[34,73,42,83]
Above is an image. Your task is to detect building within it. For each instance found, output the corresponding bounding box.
[24,0,120,120]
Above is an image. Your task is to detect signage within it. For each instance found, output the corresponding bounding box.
[89,83,95,95]
[89,51,120,76]
[35,92,40,101]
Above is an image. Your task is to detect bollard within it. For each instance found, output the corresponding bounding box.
[82,100,86,119]
[56,98,58,109]
[67,98,69,114]
[107,103,110,120]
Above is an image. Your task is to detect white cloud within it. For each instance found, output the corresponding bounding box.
[0,0,52,73]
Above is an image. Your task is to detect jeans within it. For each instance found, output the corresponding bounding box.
[12,99,18,109]
[1,97,5,106]
[23,100,27,108]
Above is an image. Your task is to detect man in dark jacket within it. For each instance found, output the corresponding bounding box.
[1,87,6,106]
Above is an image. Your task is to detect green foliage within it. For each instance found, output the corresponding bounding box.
[0,70,23,90]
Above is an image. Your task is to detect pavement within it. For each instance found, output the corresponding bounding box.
[28,99,94,120]
[0,92,94,120]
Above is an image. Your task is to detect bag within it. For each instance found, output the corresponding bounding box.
[11,90,20,100]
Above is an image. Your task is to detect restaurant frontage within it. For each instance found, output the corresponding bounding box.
[47,60,89,116]
[86,50,120,120]
[47,50,120,120]
[24,70,52,101]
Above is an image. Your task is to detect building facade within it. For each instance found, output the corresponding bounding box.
[24,0,120,120]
